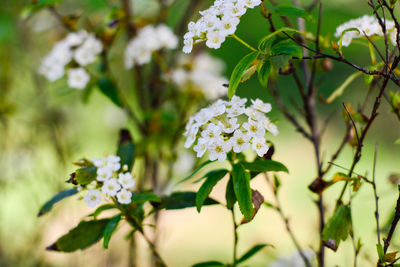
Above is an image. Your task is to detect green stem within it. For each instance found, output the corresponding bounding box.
[231,208,238,266]
[231,34,258,52]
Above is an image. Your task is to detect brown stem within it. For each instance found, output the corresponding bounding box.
[383,185,400,253]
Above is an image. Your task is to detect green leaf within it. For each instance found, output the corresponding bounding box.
[47,219,111,252]
[157,192,219,210]
[258,27,301,51]
[89,204,116,219]
[377,243,384,261]
[131,191,161,204]
[177,160,213,184]
[192,261,225,267]
[97,77,123,108]
[103,215,121,249]
[236,244,271,264]
[395,139,400,145]
[325,71,362,103]
[257,59,272,88]
[21,0,61,19]
[38,188,78,217]
[241,160,289,173]
[322,205,352,251]
[196,169,229,212]
[232,164,253,221]
[117,129,135,172]
[270,55,292,72]
[271,5,310,19]
[225,176,237,210]
[228,51,260,99]
[193,169,229,184]
[271,40,303,58]
[75,165,97,185]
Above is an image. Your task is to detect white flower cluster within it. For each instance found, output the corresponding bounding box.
[184,96,278,162]
[82,154,136,208]
[170,53,228,99]
[183,0,262,53]
[124,24,178,69]
[39,30,103,89]
[335,15,397,47]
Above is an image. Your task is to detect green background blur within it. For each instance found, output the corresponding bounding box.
[1,0,400,266]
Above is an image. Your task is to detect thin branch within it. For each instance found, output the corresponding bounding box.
[373,143,381,246]
[383,185,400,253]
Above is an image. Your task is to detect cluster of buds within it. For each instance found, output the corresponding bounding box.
[184,96,278,162]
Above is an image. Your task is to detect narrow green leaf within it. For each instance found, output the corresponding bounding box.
[271,5,310,19]
[193,169,229,184]
[236,244,271,264]
[131,191,161,204]
[257,59,272,88]
[228,51,260,99]
[271,40,303,58]
[273,175,281,191]
[117,129,135,172]
[241,160,289,173]
[325,71,362,103]
[97,77,123,108]
[157,192,219,210]
[377,243,384,261]
[38,188,78,217]
[75,166,97,185]
[232,164,253,221]
[177,160,213,184]
[47,219,110,252]
[103,215,121,249]
[192,261,225,267]
[322,205,352,251]
[196,170,229,212]
[225,176,237,210]
[89,204,116,219]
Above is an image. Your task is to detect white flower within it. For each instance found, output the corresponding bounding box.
[243,0,262,8]
[251,98,272,113]
[101,178,121,196]
[201,123,223,141]
[245,107,266,122]
[264,118,279,136]
[231,130,250,153]
[243,119,265,137]
[96,166,113,182]
[91,158,104,168]
[118,172,136,189]
[222,117,240,133]
[156,24,178,49]
[193,137,208,157]
[251,137,269,157]
[105,155,121,172]
[208,137,231,162]
[206,31,226,49]
[220,15,240,36]
[117,189,132,204]
[67,68,90,90]
[84,189,102,208]
[39,63,65,82]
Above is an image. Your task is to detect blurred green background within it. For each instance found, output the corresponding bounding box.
[1,0,400,266]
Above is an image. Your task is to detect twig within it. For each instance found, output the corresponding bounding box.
[373,143,381,246]
[383,185,400,253]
